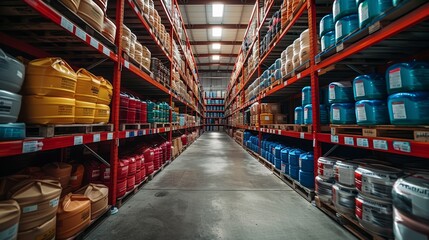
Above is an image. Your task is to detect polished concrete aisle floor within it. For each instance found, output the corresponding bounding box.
[86,132,356,240]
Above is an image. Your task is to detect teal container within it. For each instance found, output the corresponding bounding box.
[0,123,25,140]
[294,106,304,124]
[331,103,356,124]
[356,0,365,4]
[274,69,282,80]
[303,104,329,124]
[355,100,389,125]
[329,82,354,103]
[335,14,359,43]
[320,14,334,36]
[275,58,282,70]
[333,0,358,22]
[386,61,429,94]
[302,86,312,106]
[321,31,336,51]
[358,0,393,28]
[262,70,269,79]
[147,101,155,112]
[353,74,387,100]
[268,64,276,74]
[388,92,429,125]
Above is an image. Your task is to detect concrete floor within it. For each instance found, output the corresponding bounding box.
[85,132,356,240]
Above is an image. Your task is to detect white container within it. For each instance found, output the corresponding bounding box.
[356,194,393,237]
[355,164,403,199]
[315,176,334,203]
[332,183,357,217]
[318,157,342,181]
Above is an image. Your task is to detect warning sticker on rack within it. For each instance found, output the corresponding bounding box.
[357,138,369,147]
[393,141,411,152]
[392,102,407,119]
[373,139,388,150]
[389,68,402,89]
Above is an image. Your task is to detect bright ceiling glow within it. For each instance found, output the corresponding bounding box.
[212,43,221,50]
[212,55,220,60]
[212,4,224,17]
[212,27,222,37]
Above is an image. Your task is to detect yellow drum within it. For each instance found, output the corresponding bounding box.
[18,216,56,240]
[0,200,20,240]
[76,183,108,219]
[42,162,72,188]
[94,104,110,123]
[76,68,101,103]
[75,100,96,124]
[56,194,91,240]
[59,0,80,12]
[77,0,104,32]
[25,58,77,98]
[97,76,112,105]
[20,95,75,124]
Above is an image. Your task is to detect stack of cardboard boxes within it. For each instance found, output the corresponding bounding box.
[250,103,287,126]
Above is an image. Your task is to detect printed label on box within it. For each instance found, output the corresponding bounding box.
[356,104,367,121]
[357,138,369,147]
[392,102,407,119]
[333,108,340,121]
[389,68,402,89]
[329,85,336,100]
[355,81,365,97]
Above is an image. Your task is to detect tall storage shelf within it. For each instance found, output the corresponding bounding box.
[0,0,204,217]
[225,0,429,239]
[204,91,225,132]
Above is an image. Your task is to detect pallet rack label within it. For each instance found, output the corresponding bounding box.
[60,17,74,33]
[393,141,411,153]
[102,46,110,57]
[126,132,130,138]
[90,38,99,49]
[357,138,369,148]
[93,134,101,142]
[76,28,86,41]
[300,132,305,139]
[373,139,388,150]
[331,135,339,143]
[107,133,114,140]
[74,136,83,145]
[22,141,40,153]
[344,137,354,146]
[124,61,130,69]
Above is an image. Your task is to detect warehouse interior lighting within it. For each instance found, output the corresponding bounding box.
[212,27,222,37]
[212,55,220,60]
[212,43,221,50]
[212,4,224,17]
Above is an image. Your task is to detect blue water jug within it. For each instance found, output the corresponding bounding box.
[355,100,389,125]
[329,82,354,103]
[333,0,358,22]
[294,106,304,124]
[358,0,393,28]
[289,149,304,166]
[320,14,335,36]
[335,14,359,43]
[299,170,315,188]
[353,74,387,100]
[321,31,336,51]
[331,103,357,124]
[388,92,429,125]
[302,86,312,106]
[386,61,429,94]
[290,165,300,180]
[299,152,314,172]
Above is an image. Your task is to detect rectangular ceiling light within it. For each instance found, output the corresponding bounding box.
[212,4,224,17]
[212,55,220,60]
[212,43,221,50]
[212,27,222,37]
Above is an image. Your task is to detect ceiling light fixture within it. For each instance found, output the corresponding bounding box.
[212,43,221,50]
[212,55,220,60]
[212,27,222,37]
[212,4,224,17]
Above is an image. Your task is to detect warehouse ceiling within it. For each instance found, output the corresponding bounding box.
[179,1,254,83]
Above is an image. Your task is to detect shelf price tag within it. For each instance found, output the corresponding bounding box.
[89,37,99,49]
[22,141,42,153]
[93,134,101,142]
[75,28,86,41]
[74,136,83,145]
[278,130,281,135]
[297,73,301,79]
[102,46,110,57]
[344,137,354,146]
[284,81,288,86]
[300,132,305,139]
[107,133,113,140]
[125,132,130,138]
[331,135,339,143]
[124,61,130,69]
[357,138,369,148]
[393,141,411,153]
[373,139,388,150]
[336,43,344,52]
[143,130,146,135]
[134,131,138,136]
[60,17,74,33]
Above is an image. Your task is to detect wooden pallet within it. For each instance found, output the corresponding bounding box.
[330,124,429,142]
[293,179,315,202]
[26,124,113,137]
[148,165,164,180]
[314,196,388,240]
[260,124,330,133]
[151,122,169,128]
[116,177,148,208]
[119,123,150,131]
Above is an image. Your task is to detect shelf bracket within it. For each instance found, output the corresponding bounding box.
[323,144,339,157]
[345,64,365,75]
[83,144,110,167]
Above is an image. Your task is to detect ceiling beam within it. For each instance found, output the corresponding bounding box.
[178,0,255,5]
[195,54,237,58]
[198,63,235,66]
[191,41,242,45]
[185,24,247,29]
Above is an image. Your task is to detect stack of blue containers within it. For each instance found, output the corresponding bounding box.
[353,74,389,125]
[386,61,429,125]
[288,148,304,180]
[358,0,393,28]
[320,14,335,52]
[329,81,356,124]
[333,0,359,43]
[280,147,291,174]
[296,86,330,124]
[299,152,315,188]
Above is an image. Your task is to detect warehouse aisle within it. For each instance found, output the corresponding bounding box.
[86,132,355,240]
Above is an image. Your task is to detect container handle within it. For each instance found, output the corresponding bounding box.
[52,58,75,74]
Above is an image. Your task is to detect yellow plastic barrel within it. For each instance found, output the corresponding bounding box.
[76,183,108,219]
[20,95,75,124]
[76,68,101,103]
[94,104,110,123]
[24,58,77,98]
[97,76,112,105]
[56,194,91,240]
[42,162,72,189]
[75,100,96,124]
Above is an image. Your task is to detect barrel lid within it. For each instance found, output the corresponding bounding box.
[357,164,403,175]
[316,176,335,186]
[318,156,342,165]
[9,179,61,203]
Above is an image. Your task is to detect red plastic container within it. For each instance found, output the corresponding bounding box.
[127,156,136,176]
[153,147,161,170]
[140,101,147,123]
[117,178,127,198]
[126,175,135,191]
[181,134,187,146]
[135,170,142,184]
[161,143,168,163]
[145,162,154,175]
[85,161,101,182]
[166,141,172,160]
[135,99,142,123]
[120,93,130,124]
[118,160,129,180]
[143,148,154,163]
[135,155,142,170]
[140,164,146,179]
